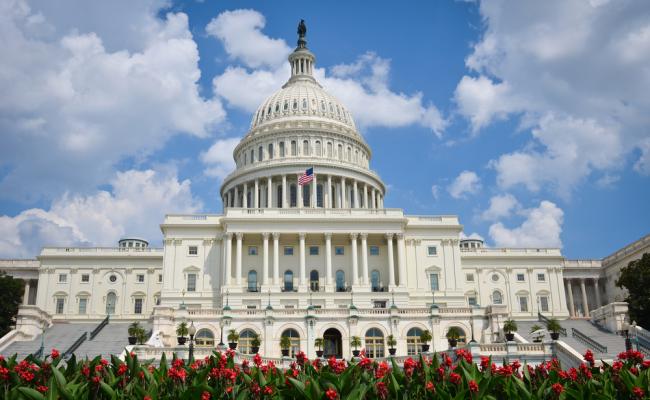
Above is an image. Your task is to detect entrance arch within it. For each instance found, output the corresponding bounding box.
[323,328,342,358]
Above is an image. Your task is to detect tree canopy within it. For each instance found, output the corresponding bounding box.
[0,271,25,337]
[616,252,650,328]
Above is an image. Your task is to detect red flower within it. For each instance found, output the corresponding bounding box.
[376,381,388,399]
[50,349,60,359]
[144,397,152,400]
[117,363,128,376]
[449,372,461,385]
[426,381,435,392]
[0,366,9,380]
[325,388,338,400]
[552,383,563,395]
[253,353,262,366]
[583,350,595,366]
[201,391,211,400]
[480,356,490,371]
[632,387,645,398]
[36,385,48,393]
[469,380,479,393]
[263,386,273,395]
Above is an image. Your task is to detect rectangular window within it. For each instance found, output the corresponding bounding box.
[519,296,529,312]
[279,142,285,157]
[134,298,143,314]
[81,274,90,283]
[539,296,549,312]
[58,274,67,283]
[427,246,437,256]
[136,274,145,283]
[248,246,258,256]
[56,298,65,314]
[466,273,474,282]
[247,305,257,309]
[373,301,387,308]
[188,246,198,255]
[369,246,379,256]
[187,274,197,292]
[291,141,297,156]
[468,296,477,306]
[309,246,319,256]
[430,273,439,291]
[537,273,546,282]
[284,246,294,256]
[158,274,163,283]
[78,298,87,314]
[335,246,344,255]
[517,273,525,282]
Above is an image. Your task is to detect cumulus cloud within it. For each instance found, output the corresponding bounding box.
[447,171,481,199]
[0,0,225,203]
[208,10,446,135]
[480,193,520,221]
[0,167,202,258]
[200,137,241,180]
[460,231,485,241]
[489,200,564,248]
[430,185,440,200]
[454,0,650,195]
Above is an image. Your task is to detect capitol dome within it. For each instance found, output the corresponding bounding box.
[221,21,386,211]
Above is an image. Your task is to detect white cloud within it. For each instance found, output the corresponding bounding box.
[489,200,564,248]
[634,138,650,175]
[0,0,225,203]
[200,137,241,180]
[430,185,440,200]
[460,231,485,241]
[0,167,202,258]
[455,0,650,194]
[447,171,481,199]
[208,10,446,135]
[480,193,520,221]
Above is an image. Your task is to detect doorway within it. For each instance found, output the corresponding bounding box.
[323,328,342,358]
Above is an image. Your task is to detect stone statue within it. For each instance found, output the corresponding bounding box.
[297,19,307,38]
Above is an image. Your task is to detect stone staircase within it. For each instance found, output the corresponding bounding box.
[75,322,150,360]
[516,319,627,360]
[1,322,96,360]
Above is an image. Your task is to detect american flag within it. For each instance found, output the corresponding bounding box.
[298,167,314,186]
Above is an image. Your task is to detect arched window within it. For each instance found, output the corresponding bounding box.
[268,143,274,159]
[267,106,271,116]
[293,100,298,110]
[281,329,301,357]
[406,328,423,356]
[365,328,384,358]
[250,149,255,163]
[277,186,283,208]
[302,99,307,109]
[337,144,343,160]
[106,292,116,315]
[327,142,333,158]
[258,146,263,162]
[448,327,467,344]
[290,184,297,207]
[246,191,251,208]
[302,184,310,207]
[279,141,285,157]
[310,270,319,292]
[346,147,352,162]
[248,270,258,292]
[195,329,215,347]
[291,141,297,156]
[316,184,323,207]
[284,101,289,111]
[275,102,279,113]
[355,150,359,164]
[492,290,503,305]
[321,100,326,111]
[302,140,310,156]
[284,270,294,292]
[336,270,345,292]
[315,141,322,156]
[244,153,247,165]
[239,329,258,354]
[371,270,380,292]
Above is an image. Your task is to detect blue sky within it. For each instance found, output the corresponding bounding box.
[1,0,649,259]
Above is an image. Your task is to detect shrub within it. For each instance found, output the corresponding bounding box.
[280,335,292,350]
[546,318,562,333]
[175,322,188,337]
[503,319,518,333]
[446,326,462,340]
[314,337,324,350]
[227,329,239,343]
[350,336,362,349]
[420,330,432,343]
[386,334,397,348]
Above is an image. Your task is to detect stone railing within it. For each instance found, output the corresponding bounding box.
[40,247,163,256]
[590,302,628,333]
[460,248,562,256]
[226,208,404,218]
[187,307,442,319]
[554,340,585,369]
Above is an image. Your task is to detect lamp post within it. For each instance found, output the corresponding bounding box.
[218,319,226,352]
[623,322,632,352]
[632,320,638,351]
[469,304,479,344]
[39,320,46,360]
[188,321,196,362]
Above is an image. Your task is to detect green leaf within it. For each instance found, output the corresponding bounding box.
[17,387,45,400]
[99,381,117,400]
[50,365,74,400]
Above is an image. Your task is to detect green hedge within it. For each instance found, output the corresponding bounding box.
[0,348,648,399]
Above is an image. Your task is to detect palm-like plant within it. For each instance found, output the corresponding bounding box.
[386,334,397,348]
[503,319,518,333]
[227,329,239,343]
[350,336,362,349]
[314,337,324,350]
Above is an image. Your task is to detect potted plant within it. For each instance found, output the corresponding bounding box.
[176,322,188,345]
[446,326,462,348]
[314,337,324,358]
[503,319,518,342]
[546,318,562,340]
[128,322,141,345]
[386,334,397,356]
[420,330,432,352]
[280,336,292,357]
[530,324,544,343]
[250,332,261,354]
[227,329,239,350]
[350,336,362,357]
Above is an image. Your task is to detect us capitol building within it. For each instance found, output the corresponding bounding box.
[1,23,648,361]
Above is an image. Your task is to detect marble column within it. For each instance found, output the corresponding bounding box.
[386,234,395,288]
[360,233,369,285]
[234,186,239,207]
[351,234,359,286]
[282,175,287,208]
[580,279,589,317]
[566,280,575,317]
[23,280,30,305]
[297,174,303,208]
[353,181,359,208]
[371,189,376,209]
[312,173,317,208]
[299,233,306,287]
[364,184,369,208]
[273,233,280,285]
[236,233,243,285]
[254,179,259,208]
[225,233,233,286]
[594,278,602,310]
[243,183,248,208]
[262,233,269,285]
[396,233,406,288]
[341,178,347,208]
[325,233,333,287]
[267,177,272,208]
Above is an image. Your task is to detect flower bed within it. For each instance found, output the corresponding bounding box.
[1,348,649,399]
